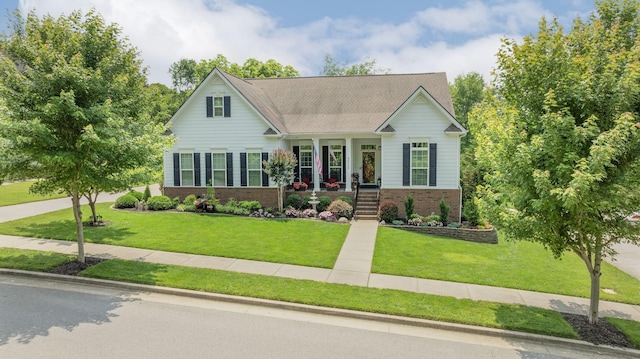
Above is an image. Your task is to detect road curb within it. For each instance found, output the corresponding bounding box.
[2,268,640,358]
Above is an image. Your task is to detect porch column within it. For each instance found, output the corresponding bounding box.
[345,137,352,192]
[313,138,321,192]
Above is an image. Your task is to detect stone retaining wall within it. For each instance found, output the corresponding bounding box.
[389,225,498,244]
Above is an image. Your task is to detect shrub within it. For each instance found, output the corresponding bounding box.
[114,194,138,209]
[183,194,197,206]
[392,220,404,225]
[408,217,423,226]
[301,195,312,209]
[378,200,398,223]
[318,211,336,222]
[327,199,353,219]
[439,199,450,226]
[146,195,174,211]
[285,194,302,209]
[337,195,353,206]
[226,198,239,208]
[285,208,300,218]
[183,204,197,212]
[404,195,415,219]
[317,196,332,212]
[463,197,480,227]
[301,208,317,217]
[128,190,144,201]
[447,222,460,228]
[239,200,261,211]
[143,185,152,202]
[172,196,181,207]
[175,204,186,212]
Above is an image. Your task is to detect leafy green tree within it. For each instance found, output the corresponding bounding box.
[169,55,299,92]
[0,10,172,262]
[450,72,486,204]
[262,148,297,212]
[320,54,389,76]
[471,0,640,324]
[147,82,183,124]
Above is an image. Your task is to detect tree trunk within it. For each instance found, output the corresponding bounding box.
[588,255,602,325]
[278,184,283,212]
[71,192,86,263]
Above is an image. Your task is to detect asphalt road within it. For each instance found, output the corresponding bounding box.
[0,274,632,359]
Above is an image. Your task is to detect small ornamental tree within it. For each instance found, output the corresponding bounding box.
[262,148,297,212]
[471,0,640,324]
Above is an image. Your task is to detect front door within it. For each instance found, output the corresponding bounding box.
[362,152,376,183]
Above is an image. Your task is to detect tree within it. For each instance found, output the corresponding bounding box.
[320,54,389,76]
[471,0,640,324]
[449,72,486,203]
[0,10,172,262]
[168,55,300,92]
[262,149,297,212]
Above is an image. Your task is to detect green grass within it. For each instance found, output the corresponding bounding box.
[0,181,68,206]
[79,258,578,339]
[0,203,349,268]
[373,227,640,305]
[0,248,74,271]
[607,318,640,349]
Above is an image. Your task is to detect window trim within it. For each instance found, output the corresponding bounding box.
[180,152,195,187]
[411,142,429,186]
[298,145,313,183]
[211,152,227,187]
[247,152,263,187]
[328,144,343,182]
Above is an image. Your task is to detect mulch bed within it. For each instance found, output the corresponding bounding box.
[47,257,107,276]
[44,259,633,348]
[561,312,633,348]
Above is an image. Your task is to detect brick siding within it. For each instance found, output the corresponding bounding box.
[380,188,461,222]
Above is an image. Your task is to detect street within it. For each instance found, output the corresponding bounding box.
[0,274,630,359]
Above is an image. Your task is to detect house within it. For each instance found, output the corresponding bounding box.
[163,68,467,221]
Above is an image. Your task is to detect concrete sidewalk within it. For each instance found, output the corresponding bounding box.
[1,189,640,322]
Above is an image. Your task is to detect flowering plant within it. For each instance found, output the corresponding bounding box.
[285,208,300,218]
[325,182,340,189]
[293,182,308,190]
[318,211,336,221]
[301,208,317,217]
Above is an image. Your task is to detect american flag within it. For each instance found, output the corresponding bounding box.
[313,144,323,176]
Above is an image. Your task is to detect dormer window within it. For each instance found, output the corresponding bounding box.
[206,96,231,118]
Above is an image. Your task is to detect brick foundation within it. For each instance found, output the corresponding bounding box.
[380,188,461,222]
[163,187,356,210]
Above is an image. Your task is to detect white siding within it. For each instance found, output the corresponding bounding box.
[381,95,460,189]
[164,77,280,187]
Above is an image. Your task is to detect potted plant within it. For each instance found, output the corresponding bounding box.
[293,182,308,191]
[325,182,340,191]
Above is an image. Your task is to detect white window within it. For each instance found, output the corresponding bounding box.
[299,145,312,183]
[411,142,429,186]
[214,96,224,117]
[180,153,194,186]
[212,153,226,186]
[328,145,343,182]
[248,152,262,186]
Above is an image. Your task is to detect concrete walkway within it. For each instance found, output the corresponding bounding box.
[1,191,640,322]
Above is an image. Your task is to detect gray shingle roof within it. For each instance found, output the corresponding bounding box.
[218,70,457,135]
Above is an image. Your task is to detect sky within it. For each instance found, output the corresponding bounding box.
[0,0,596,86]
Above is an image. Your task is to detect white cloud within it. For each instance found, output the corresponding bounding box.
[18,0,548,86]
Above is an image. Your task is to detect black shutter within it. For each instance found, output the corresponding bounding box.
[261,152,269,187]
[292,146,300,182]
[173,153,181,186]
[429,143,437,187]
[240,152,247,187]
[402,143,410,186]
[206,96,213,117]
[322,146,329,182]
[224,96,231,117]
[193,153,201,187]
[226,152,234,186]
[205,153,212,186]
[342,145,346,183]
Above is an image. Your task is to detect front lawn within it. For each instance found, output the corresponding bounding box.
[0,248,74,271]
[373,227,640,305]
[0,203,349,268]
[80,258,578,339]
[0,181,68,207]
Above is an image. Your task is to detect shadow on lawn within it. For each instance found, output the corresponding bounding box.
[14,220,135,243]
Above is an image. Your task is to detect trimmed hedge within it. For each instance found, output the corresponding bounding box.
[146,195,174,211]
[114,194,138,209]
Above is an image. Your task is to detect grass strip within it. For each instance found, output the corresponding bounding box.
[607,318,640,349]
[0,248,74,271]
[80,258,578,339]
[0,181,68,207]
[373,227,640,305]
[0,203,348,268]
